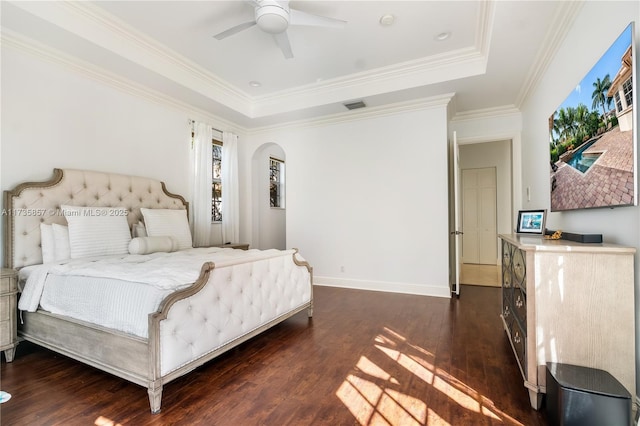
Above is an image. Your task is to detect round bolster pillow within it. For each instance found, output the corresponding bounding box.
[128,236,180,255]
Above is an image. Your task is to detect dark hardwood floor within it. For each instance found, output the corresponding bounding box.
[0,285,547,425]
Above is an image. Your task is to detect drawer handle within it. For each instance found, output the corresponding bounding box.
[514,332,521,344]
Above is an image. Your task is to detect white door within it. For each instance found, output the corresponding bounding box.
[462,168,497,265]
[450,132,462,296]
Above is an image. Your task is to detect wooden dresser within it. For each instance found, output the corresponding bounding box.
[1,268,18,362]
[499,234,635,410]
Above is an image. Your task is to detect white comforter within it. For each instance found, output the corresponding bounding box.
[19,247,287,313]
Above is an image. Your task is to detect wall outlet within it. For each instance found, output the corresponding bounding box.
[340,266,345,273]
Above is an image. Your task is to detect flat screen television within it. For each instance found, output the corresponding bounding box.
[549,22,636,212]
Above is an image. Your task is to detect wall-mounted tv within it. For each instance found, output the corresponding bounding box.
[549,22,636,212]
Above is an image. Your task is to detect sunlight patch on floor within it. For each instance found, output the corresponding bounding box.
[95,416,123,426]
[336,327,525,425]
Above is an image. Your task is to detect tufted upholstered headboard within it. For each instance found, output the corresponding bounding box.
[3,168,188,269]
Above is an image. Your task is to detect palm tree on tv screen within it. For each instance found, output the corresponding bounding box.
[591,74,612,118]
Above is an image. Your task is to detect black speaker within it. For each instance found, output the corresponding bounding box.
[546,363,631,426]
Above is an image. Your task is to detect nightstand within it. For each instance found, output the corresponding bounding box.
[0,268,18,362]
[213,243,250,250]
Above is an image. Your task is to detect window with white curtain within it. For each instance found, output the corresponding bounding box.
[212,139,223,222]
[270,157,285,208]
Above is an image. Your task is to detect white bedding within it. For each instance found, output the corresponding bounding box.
[19,247,293,338]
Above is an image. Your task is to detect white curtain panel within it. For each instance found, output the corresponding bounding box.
[191,121,213,247]
[221,132,239,244]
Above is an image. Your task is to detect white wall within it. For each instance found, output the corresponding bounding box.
[242,104,452,297]
[0,44,210,259]
[451,109,523,218]
[519,0,640,397]
[1,41,453,299]
[1,48,191,194]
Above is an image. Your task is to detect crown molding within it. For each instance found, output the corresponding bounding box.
[8,1,489,121]
[252,1,495,117]
[515,0,584,107]
[476,0,497,57]
[9,0,254,117]
[251,46,484,117]
[3,27,454,136]
[1,29,246,136]
[248,93,455,135]
[452,105,521,122]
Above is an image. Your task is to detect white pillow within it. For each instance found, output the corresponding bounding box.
[128,236,179,255]
[132,221,147,238]
[140,208,192,250]
[61,205,131,259]
[52,224,71,261]
[41,223,71,263]
[40,223,55,263]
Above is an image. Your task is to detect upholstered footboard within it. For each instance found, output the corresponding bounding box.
[146,249,313,413]
[6,168,313,414]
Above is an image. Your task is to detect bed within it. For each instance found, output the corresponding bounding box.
[3,168,313,413]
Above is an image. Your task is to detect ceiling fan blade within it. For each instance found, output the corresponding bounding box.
[213,21,257,40]
[289,8,346,28]
[274,31,293,59]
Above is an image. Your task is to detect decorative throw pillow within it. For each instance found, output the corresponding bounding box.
[128,236,179,255]
[61,205,131,259]
[52,224,71,261]
[132,221,148,238]
[40,223,55,263]
[140,208,192,250]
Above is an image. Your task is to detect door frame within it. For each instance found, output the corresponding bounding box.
[450,134,520,287]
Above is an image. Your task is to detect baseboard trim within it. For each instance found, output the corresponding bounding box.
[314,276,451,298]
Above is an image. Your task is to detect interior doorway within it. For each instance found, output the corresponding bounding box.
[456,140,513,287]
[251,143,286,250]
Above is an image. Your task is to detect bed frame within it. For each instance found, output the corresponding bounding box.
[3,168,313,413]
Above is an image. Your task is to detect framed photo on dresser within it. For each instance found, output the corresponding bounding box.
[516,209,546,234]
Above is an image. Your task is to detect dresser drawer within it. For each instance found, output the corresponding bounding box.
[0,320,11,347]
[503,266,514,289]
[0,296,11,322]
[511,247,526,289]
[502,288,513,322]
[513,286,527,332]
[502,240,513,270]
[509,317,527,378]
[0,274,17,294]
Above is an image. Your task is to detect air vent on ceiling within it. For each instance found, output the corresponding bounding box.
[343,100,366,110]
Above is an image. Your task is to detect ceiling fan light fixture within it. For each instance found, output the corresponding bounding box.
[256,3,290,34]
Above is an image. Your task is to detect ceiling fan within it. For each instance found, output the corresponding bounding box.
[213,0,346,59]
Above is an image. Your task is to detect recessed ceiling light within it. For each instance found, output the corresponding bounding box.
[379,14,395,26]
[435,31,451,41]
[249,81,262,87]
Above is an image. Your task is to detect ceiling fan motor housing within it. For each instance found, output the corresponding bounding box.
[255,1,290,34]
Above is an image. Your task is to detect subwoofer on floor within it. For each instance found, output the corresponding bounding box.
[546,362,631,426]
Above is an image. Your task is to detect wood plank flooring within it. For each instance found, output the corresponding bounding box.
[0,285,547,425]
